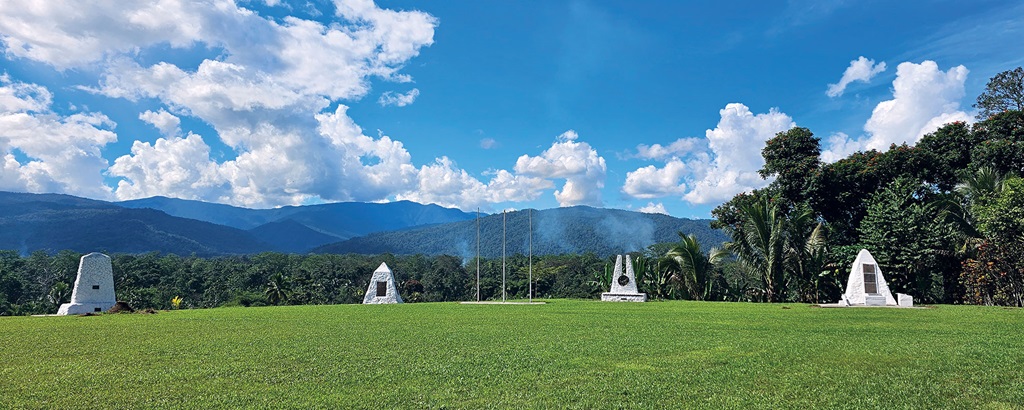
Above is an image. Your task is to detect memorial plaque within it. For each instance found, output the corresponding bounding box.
[376,281,387,297]
[863,264,877,294]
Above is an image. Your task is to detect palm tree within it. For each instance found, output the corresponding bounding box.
[47,282,70,307]
[938,167,1017,253]
[726,199,787,302]
[664,233,727,300]
[588,258,614,294]
[265,272,291,305]
[957,167,1011,200]
[646,257,677,300]
[790,219,828,303]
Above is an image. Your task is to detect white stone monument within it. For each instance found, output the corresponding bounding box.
[363,262,403,304]
[57,252,117,315]
[838,249,897,306]
[601,255,647,302]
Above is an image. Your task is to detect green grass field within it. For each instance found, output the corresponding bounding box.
[1,300,1022,409]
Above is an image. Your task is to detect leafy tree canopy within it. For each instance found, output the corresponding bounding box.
[974,66,1024,119]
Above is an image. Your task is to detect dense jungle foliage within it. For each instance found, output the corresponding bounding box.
[710,67,1024,306]
[0,246,766,315]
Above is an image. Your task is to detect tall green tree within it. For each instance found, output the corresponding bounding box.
[970,110,1024,175]
[916,121,980,191]
[974,66,1024,119]
[858,177,958,302]
[759,127,822,207]
[807,151,881,244]
[961,174,1024,306]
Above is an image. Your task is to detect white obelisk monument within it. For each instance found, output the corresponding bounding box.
[601,255,647,302]
[57,252,117,315]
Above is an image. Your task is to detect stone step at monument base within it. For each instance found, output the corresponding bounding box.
[57,302,115,315]
[601,293,647,302]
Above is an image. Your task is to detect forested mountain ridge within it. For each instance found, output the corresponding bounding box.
[2,192,722,257]
[315,206,727,257]
[0,192,271,256]
[118,196,477,240]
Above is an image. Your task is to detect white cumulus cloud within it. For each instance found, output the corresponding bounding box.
[622,158,690,199]
[514,130,607,207]
[863,61,970,149]
[827,56,887,97]
[109,133,226,202]
[638,202,668,215]
[0,78,116,198]
[0,1,440,207]
[634,138,706,160]
[396,157,553,211]
[378,88,420,107]
[622,103,794,206]
[823,60,972,160]
[683,104,795,204]
[138,109,180,136]
[397,130,608,210]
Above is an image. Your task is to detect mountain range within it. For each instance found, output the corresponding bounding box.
[0,191,726,256]
[315,206,728,257]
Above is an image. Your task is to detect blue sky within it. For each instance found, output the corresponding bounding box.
[1,0,1022,218]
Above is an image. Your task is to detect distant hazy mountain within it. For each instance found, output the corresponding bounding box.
[2,192,476,255]
[247,219,341,254]
[2,192,725,257]
[314,206,728,257]
[119,196,476,241]
[0,192,270,256]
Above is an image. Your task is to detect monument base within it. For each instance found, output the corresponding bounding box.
[601,293,647,302]
[57,302,115,315]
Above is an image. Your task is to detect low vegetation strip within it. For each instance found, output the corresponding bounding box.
[1,300,1021,409]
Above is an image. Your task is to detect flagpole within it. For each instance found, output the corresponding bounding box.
[529,208,533,303]
[476,207,480,302]
[502,210,506,302]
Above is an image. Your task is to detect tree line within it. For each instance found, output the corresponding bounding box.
[706,67,1024,306]
[0,247,771,315]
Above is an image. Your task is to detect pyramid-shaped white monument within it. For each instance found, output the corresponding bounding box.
[57,252,116,315]
[601,255,647,302]
[363,262,403,304]
[839,249,897,306]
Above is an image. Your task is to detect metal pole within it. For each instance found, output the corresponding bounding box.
[502,209,506,302]
[529,208,533,303]
[476,208,480,302]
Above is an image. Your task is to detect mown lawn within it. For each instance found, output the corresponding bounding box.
[1,300,1022,409]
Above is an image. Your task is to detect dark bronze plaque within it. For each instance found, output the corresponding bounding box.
[376,281,387,297]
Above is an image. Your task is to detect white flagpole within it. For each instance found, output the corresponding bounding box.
[529,208,533,303]
[476,208,480,302]
[502,210,506,302]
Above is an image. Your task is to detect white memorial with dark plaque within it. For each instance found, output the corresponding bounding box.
[601,255,647,302]
[837,249,897,306]
[57,252,117,315]
[363,262,403,304]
